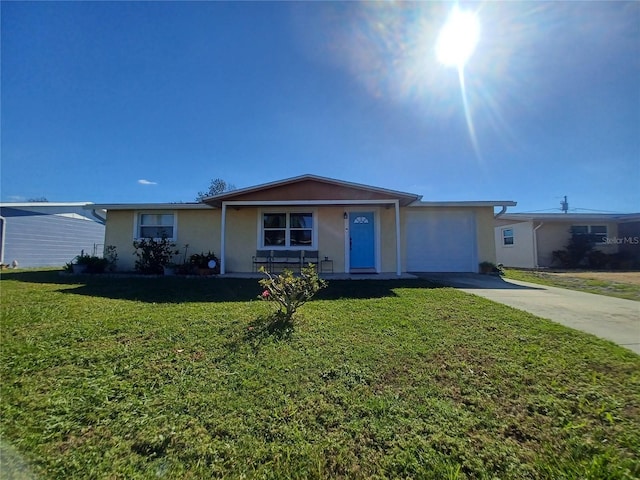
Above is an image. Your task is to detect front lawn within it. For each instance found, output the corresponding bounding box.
[1,270,639,479]
[504,269,640,301]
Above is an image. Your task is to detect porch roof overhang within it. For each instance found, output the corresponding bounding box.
[220,199,402,208]
[498,212,640,223]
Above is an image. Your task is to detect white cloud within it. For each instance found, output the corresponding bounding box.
[138,179,158,186]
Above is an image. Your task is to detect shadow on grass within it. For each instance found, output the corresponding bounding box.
[413,272,545,290]
[216,313,295,358]
[247,313,294,342]
[1,269,440,303]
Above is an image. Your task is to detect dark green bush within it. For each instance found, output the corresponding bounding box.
[84,256,109,273]
[104,245,118,272]
[587,250,609,269]
[133,236,179,274]
[479,261,501,274]
[69,252,110,274]
[553,232,595,268]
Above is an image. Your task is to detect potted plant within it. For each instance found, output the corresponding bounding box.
[189,251,220,275]
[69,252,109,274]
[479,261,501,275]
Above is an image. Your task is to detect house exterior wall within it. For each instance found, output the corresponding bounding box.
[224,208,258,273]
[536,222,619,267]
[104,210,136,270]
[536,223,572,267]
[178,210,221,259]
[317,207,347,273]
[380,207,399,273]
[475,207,497,265]
[617,221,640,260]
[0,206,105,268]
[104,204,498,274]
[495,221,536,268]
[104,209,220,271]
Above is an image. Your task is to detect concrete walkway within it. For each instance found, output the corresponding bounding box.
[417,273,640,355]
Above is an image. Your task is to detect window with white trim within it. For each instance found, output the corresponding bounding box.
[571,225,607,244]
[137,213,176,240]
[502,228,514,246]
[262,212,314,248]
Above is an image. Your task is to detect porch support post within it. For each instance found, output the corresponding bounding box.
[220,202,227,275]
[395,200,401,276]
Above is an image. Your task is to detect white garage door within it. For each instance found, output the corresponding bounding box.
[405,210,477,272]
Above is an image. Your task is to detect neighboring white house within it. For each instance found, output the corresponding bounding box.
[494,213,640,269]
[0,202,106,268]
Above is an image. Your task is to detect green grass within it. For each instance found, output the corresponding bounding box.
[503,269,640,302]
[1,270,639,479]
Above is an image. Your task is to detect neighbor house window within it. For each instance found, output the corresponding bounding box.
[137,213,175,240]
[262,212,314,248]
[571,225,607,244]
[502,228,514,246]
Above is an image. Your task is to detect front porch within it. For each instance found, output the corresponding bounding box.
[218,272,420,280]
[203,175,421,276]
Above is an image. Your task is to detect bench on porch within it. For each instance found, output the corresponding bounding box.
[301,250,319,270]
[252,250,272,273]
[252,250,321,273]
[270,250,304,272]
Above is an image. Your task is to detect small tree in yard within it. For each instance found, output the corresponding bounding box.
[133,236,179,274]
[258,265,327,324]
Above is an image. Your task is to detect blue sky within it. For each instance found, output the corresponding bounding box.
[2,1,639,213]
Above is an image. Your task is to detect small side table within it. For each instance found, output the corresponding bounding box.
[320,258,333,273]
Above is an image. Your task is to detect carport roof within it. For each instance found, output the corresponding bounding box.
[499,212,640,223]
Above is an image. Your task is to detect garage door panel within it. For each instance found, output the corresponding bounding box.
[406,211,476,272]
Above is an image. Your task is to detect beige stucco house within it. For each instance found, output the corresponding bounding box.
[494,213,640,269]
[95,175,516,274]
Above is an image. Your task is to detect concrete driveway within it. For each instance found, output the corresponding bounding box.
[417,273,640,355]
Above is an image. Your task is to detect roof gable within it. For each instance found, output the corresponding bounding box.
[203,175,421,206]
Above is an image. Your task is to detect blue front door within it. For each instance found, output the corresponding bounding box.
[349,212,375,269]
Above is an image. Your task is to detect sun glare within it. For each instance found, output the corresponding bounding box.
[436,7,480,68]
